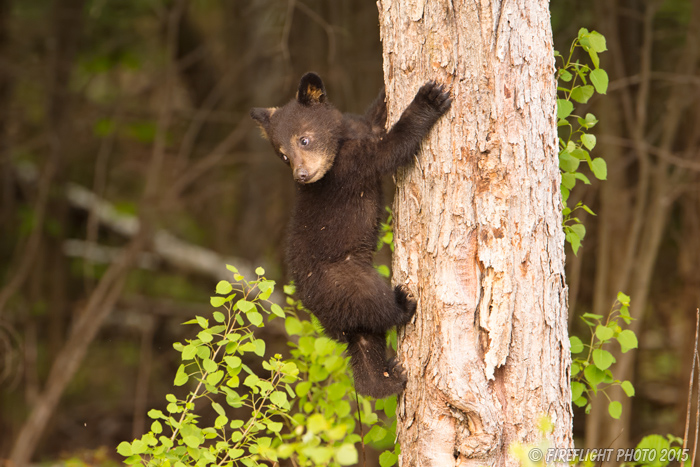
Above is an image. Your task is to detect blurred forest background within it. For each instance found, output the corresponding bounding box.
[0,0,698,464]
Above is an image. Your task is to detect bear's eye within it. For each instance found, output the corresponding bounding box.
[299,136,310,147]
[280,153,289,163]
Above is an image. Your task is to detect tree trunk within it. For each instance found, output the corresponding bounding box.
[378,1,573,465]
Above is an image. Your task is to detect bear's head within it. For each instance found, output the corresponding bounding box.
[251,73,342,184]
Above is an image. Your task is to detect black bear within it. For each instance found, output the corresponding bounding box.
[251,73,451,398]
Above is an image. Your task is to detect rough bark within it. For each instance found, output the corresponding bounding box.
[378,1,572,465]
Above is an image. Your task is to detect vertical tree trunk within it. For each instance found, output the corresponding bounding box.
[378,1,572,465]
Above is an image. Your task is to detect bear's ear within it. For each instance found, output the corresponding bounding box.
[297,72,326,106]
[250,107,276,137]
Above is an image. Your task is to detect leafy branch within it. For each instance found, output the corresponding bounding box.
[556,28,609,254]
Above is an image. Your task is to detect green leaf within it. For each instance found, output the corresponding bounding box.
[590,68,608,94]
[595,324,614,342]
[196,345,211,360]
[571,381,585,400]
[228,448,244,460]
[571,85,594,104]
[182,345,197,360]
[216,280,233,295]
[581,204,596,215]
[561,172,576,190]
[588,49,600,69]
[559,151,580,172]
[584,364,606,389]
[248,311,263,327]
[255,266,265,276]
[183,435,201,448]
[566,229,581,255]
[210,296,225,308]
[207,370,224,385]
[197,330,213,343]
[336,444,359,466]
[148,409,165,419]
[558,69,573,82]
[213,311,225,323]
[307,413,328,433]
[571,148,590,161]
[285,317,303,335]
[270,303,285,318]
[571,361,581,376]
[587,31,608,52]
[295,381,312,397]
[570,223,586,241]
[151,420,163,434]
[636,435,669,467]
[306,447,334,464]
[574,173,591,185]
[379,450,399,467]
[211,401,226,416]
[608,400,622,419]
[224,356,242,369]
[557,99,574,119]
[365,425,387,443]
[226,264,238,273]
[592,349,615,370]
[116,442,133,457]
[214,414,228,429]
[621,380,635,397]
[196,316,208,329]
[174,364,188,386]
[254,339,266,357]
[617,292,631,305]
[376,264,390,278]
[578,113,599,129]
[237,300,255,313]
[569,336,584,354]
[203,358,218,373]
[590,157,607,180]
[617,329,638,353]
[270,390,288,408]
[573,395,588,407]
[265,420,283,433]
[581,134,596,150]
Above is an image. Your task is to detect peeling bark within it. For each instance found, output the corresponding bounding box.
[378,1,572,465]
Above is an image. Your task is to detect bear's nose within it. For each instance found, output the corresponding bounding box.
[294,168,309,182]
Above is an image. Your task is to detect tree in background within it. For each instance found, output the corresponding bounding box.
[379,0,572,464]
[1,0,699,463]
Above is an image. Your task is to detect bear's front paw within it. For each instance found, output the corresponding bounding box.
[394,284,417,322]
[417,81,453,115]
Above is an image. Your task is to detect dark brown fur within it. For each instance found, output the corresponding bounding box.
[251,73,451,398]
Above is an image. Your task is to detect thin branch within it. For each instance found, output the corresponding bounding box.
[9,1,185,462]
[280,0,296,83]
[0,155,57,316]
[295,0,337,65]
[683,308,700,451]
[169,117,250,198]
[598,135,700,172]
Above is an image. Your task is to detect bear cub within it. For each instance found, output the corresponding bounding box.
[251,72,451,398]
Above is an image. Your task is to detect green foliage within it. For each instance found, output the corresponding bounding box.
[621,434,691,467]
[375,207,394,279]
[118,266,396,466]
[555,28,609,254]
[570,292,638,419]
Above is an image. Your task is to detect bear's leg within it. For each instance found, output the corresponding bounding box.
[347,332,407,398]
[316,261,413,336]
